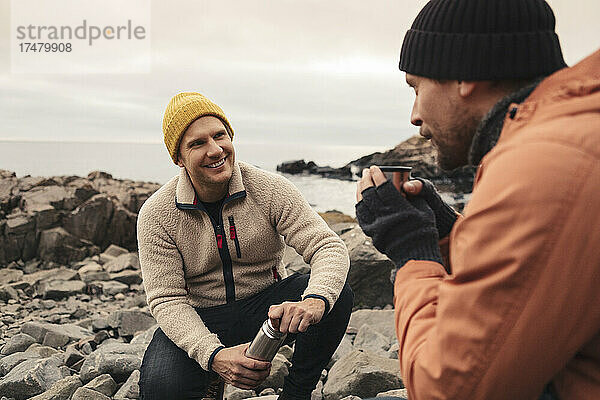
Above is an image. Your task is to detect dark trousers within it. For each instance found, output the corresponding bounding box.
[139,273,353,400]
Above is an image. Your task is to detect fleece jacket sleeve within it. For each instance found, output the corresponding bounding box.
[268,173,350,311]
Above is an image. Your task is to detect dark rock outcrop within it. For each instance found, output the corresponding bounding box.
[277,135,477,194]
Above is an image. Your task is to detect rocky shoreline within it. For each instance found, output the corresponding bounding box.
[277,135,476,197]
[0,167,415,399]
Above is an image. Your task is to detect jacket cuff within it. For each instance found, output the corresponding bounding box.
[303,294,331,315]
[207,346,225,371]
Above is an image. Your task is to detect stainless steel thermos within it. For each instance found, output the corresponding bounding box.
[245,319,287,361]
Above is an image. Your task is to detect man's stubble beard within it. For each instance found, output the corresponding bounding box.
[435,114,482,171]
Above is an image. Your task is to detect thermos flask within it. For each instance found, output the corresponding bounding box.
[245,319,287,361]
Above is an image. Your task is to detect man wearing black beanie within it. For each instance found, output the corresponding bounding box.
[355,0,600,399]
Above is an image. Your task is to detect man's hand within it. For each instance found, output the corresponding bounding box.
[211,343,271,390]
[402,178,458,239]
[268,298,326,334]
[355,166,443,281]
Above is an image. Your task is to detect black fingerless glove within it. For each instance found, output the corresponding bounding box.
[356,181,443,276]
[414,178,458,239]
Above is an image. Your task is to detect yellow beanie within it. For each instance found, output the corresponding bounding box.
[162,92,234,164]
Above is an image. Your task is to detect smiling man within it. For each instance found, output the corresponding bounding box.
[136,92,352,400]
[355,0,600,399]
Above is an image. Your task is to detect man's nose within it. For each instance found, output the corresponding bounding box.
[410,103,422,127]
[206,139,223,157]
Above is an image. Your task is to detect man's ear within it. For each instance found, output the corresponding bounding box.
[457,81,478,98]
[176,155,184,168]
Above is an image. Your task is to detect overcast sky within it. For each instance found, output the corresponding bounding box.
[1,0,598,149]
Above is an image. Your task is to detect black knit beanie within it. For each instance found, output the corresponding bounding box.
[399,0,567,80]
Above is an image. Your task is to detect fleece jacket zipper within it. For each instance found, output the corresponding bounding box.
[228,216,242,258]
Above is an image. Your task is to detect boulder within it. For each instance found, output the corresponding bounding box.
[28,375,83,400]
[109,270,142,285]
[38,280,86,300]
[63,194,114,247]
[348,310,396,342]
[0,355,69,400]
[106,202,138,251]
[0,269,23,285]
[79,342,146,383]
[0,285,19,302]
[256,353,290,392]
[341,226,395,308]
[0,352,39,376]
[113,369,140,400]
[104,253,140,273]
[107,310,156,337]
[21,321,92,344]
[71,387,111,400]
[78,263,111,284]
[38,227,99,265]
[354,324,391,357]
[376,388,408,399]
[89,280,129,296]
[323,350,403,400]
[82,374,117,397]
[21,267,78,286]
[99,244,128,264]
[130,325,158,346]
[1,333,36,356]
[223,385,256,400]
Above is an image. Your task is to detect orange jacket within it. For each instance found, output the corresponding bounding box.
[394,49,600,400]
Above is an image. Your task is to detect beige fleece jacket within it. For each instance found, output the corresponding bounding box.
[137,161,350,370]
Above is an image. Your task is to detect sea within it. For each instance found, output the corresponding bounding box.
[0,140,390,217]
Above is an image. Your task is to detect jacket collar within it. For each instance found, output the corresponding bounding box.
[175,161,246,209]
[468,79,541,166]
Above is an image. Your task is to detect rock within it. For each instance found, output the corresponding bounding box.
[312,380,324,400]
[113,369,140,399]
[104,253,140,274]
[78,263,111,283]
[99,245,128,264]
[63,345,85,367]
[21,267,78,286]
[277,345,294,362]
[28,375,83,400]
[71,387,111,400]
[63,194,114,247]
[0,285,19,302]
[38,280,87,300]
[0,352,39,376]
[23,344,60,358]
[130,325,158,346]
[354,324,391,357]
[79,342,146,383]
[83,374,117,397]
[327,334,355,369]
[387,342,399,360]
[1,333,36,356]
[42,331,70,349]
[38,228,98,265]
[341,226,395,308]
[109,270,142,285]
[348,310,396,342]
[244,396,278,400]
[107,202,138,251]
[0,269,23,285]
[376,388,408,399]
[224,385,256,400]
[323,350,403,400]
[276,160,318,174]
[90,281,129,296]
[256,353,290,392]
[0,355,69,400]
[21,321,92,344]
[339,396,362,400]
[283,246,310,275]
[259,388,276,396]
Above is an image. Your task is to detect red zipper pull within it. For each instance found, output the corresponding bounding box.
[217,234,223,249]
[230,226,236,239]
